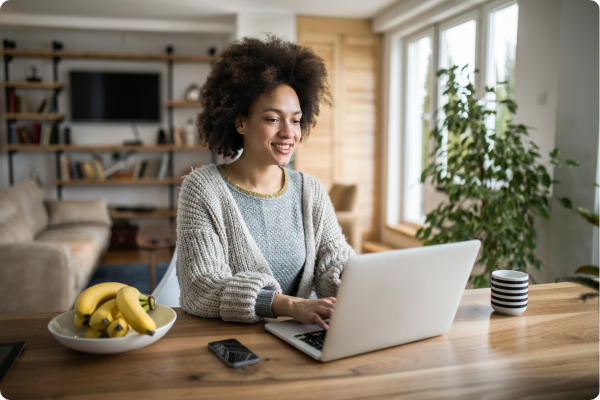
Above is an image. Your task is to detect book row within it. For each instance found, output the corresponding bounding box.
[8,92,58,113]
[58,154,172,181]
[59,155,106,181]
[9,122,59,145]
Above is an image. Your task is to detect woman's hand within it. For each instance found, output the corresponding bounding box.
[271,294,336,330]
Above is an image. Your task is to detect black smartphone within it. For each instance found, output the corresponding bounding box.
[208,339,260,368]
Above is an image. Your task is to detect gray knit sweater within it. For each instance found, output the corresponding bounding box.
[218,164,306,318]
[176,164,356,323]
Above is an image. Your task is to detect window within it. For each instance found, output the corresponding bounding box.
[485,3,519,135]
[402,35,432,224]
[389,1,519,229]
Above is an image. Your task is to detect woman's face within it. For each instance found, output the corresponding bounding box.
[236,84,302,167]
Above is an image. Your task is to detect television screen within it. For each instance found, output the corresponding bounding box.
[70,71,160,122]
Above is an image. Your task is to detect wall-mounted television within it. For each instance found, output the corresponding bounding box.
[70,71,160,122]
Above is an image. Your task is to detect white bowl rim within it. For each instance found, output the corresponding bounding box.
[48,304,177,341]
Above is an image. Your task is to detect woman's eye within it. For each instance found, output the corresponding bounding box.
[292,120,301,124]
[266,118,278,123]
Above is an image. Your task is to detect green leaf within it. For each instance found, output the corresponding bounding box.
[541,173,552,187]
[549,148,560,158]
[575,265,600,276]
[565,159,580,168]
[549,159,560,167]
[558,276,599,291]
[559,197,573,209]
[577,207,600,227]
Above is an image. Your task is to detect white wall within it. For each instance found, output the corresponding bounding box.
[548,0,598,281]
[0,27,230,210]
[235,14,297,42]
[514,0,599,283]
[512,0,562,283]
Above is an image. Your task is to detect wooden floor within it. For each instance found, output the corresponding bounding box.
[101,248,175,265]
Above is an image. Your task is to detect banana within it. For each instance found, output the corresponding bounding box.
[89,298,121,331]
[74,282,127,318]
[107,316,130,338]
[83,326,103,339]
[116,286,156,336]
[74,313,89,328]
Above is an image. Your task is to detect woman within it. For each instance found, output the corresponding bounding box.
[176,36,356,330]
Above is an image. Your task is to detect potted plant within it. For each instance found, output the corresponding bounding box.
[416,65,580,288]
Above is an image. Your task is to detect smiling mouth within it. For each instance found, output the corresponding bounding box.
[272,143,292,149]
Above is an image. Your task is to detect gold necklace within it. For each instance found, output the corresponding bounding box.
[218,164,289,198]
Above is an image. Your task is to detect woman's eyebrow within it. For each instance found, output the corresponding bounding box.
[262,107,302,115]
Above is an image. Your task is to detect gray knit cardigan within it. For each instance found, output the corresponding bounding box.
[176,164,356,323]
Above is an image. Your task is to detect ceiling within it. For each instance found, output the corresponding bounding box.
[0,0,399,21]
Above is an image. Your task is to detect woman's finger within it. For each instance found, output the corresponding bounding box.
[313,314,329,330]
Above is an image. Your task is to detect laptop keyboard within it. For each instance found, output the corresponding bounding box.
[294,330,327,351]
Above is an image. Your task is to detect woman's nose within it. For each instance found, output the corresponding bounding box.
[279,121,295,138]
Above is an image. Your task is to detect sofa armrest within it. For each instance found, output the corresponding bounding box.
[0,242,76,314]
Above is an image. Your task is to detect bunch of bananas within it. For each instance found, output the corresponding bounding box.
[74,282,157,338]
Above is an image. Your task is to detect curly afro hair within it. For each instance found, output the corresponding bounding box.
[196,35,332,158]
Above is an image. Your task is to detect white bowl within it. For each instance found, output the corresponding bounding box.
[48,304,177,354]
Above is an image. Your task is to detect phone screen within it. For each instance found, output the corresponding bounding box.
[208,339,260,367]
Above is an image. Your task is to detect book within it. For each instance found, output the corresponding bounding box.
[157,154,169,179]
[37,98,47,113]
[83,161,95,179]
[132,161,142,180]
[9,91,16,112]
[76,163,84,179]
[104,161,126,179]
[173,128,182,146]
[70,162,80,179]
[17,127,30,144]
[9,125,17,144]
[49,124,59,144]
[14,93,21,113]
[138,161,148,178]
[40,124,50,145]
[93,160,105,180]
[147,159,158,178]
[32,122,41,144]
[59,154,70,181]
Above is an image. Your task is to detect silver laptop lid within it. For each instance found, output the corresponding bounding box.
[321,240,481,362]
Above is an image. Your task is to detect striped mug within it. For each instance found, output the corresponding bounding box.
[491,270,529,316]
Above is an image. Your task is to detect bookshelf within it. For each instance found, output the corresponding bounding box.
[3,40,216,219]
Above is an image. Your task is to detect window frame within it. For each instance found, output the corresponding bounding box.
[399,27,435,227]
[387,0,518,234]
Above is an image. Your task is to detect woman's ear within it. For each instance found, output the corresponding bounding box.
[235,116,246,135]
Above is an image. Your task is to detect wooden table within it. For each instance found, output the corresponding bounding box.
[0,283,597,399]
[135,224,176,292]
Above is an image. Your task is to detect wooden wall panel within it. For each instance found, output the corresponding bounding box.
[296,17,381,240]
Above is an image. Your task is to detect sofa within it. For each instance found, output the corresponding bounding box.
[0,180,111,314]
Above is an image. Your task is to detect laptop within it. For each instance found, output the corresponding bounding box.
[265,240,481,362]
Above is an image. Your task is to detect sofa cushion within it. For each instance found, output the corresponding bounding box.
[0,180,48,237]
[46,198,112,228]
[0,213,35,244]
[36,225,111,291]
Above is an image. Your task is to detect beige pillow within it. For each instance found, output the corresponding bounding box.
[46,198,112,228]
